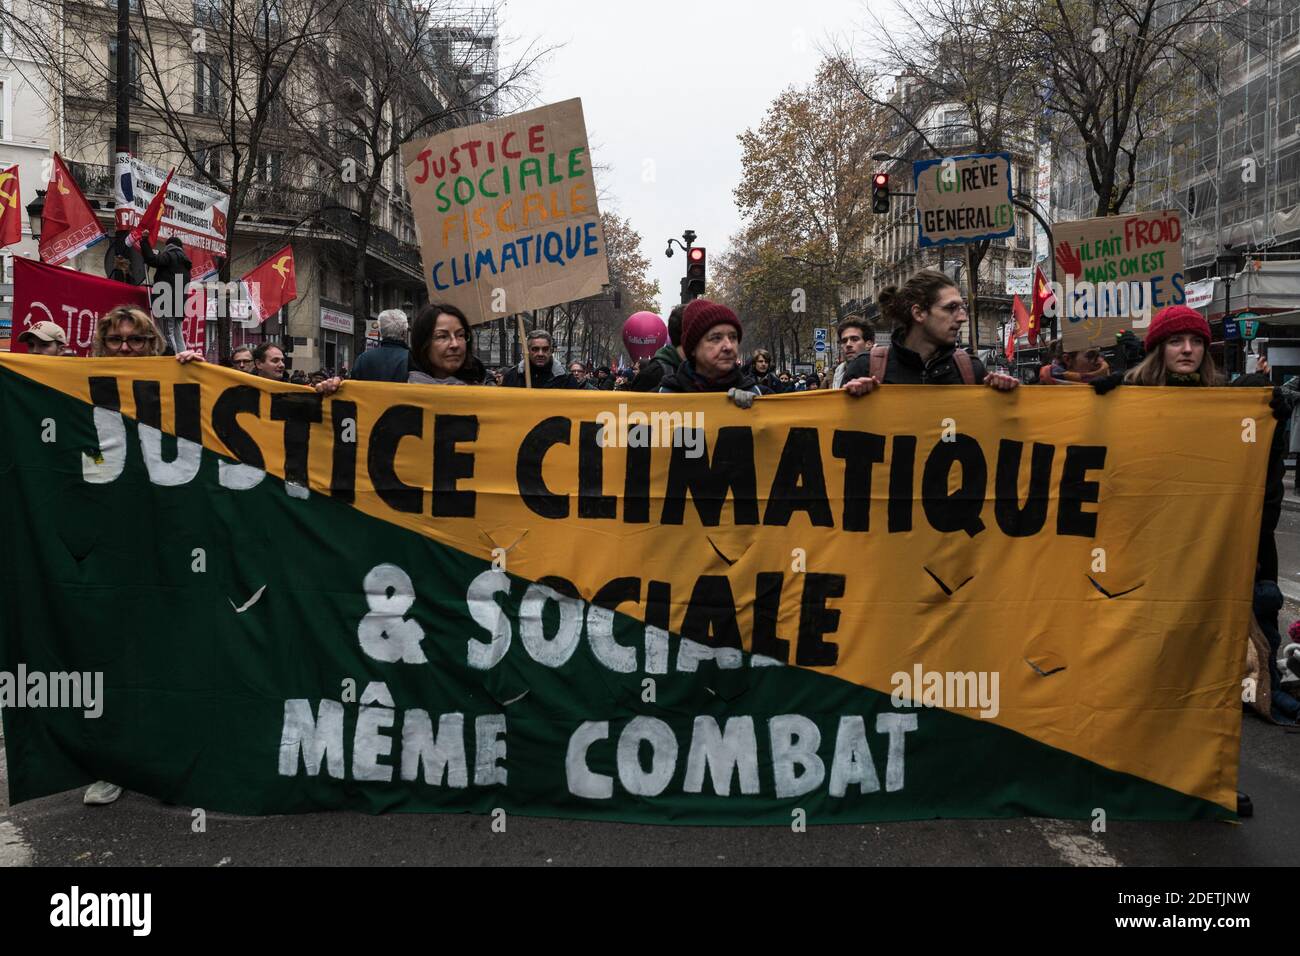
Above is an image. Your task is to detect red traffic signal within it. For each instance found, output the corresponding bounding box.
[872,172,890,213]
[685,246,707,299]
[689,247,705,263]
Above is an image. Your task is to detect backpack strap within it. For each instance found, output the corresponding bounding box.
[869,344,890,382]
[952,349,976,385]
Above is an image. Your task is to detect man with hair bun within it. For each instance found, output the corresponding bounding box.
[842,268,1019,394]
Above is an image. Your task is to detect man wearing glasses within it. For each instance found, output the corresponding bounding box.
[843,268,1019,393]
[231,346,255,374]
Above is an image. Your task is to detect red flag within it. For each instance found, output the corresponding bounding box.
[39,153,105,266]
[1007,294,1031,359]
[241,245,297,323]
[1029,265,1054,345]
[139,167,174,241]
[11,256,149,354]
[0,165,21,248]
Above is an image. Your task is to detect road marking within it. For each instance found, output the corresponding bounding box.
[1032,819,1120,867]
[0,817,33,867]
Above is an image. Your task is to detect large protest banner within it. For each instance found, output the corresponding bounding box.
[1051,210,1186,350]
[914,152,1015,247]
[400,99,609,324]
[0,356,1271,823]
[114,154,230,256]
[10,257,206,356]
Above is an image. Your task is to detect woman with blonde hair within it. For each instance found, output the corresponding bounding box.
[92,305,204,363]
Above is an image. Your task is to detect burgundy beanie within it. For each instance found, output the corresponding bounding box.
[1144,304,1211,353]
[681,299,742,357]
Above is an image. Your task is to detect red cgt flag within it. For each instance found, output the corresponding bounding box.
[39,153,105,266]
[0,165,21,248]
[128,166,174,248]
[1007,294,1031,360]
[1029,265,1055,345]
[241,245,297,323]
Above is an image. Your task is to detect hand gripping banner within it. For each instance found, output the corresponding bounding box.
[0,356,1273,823]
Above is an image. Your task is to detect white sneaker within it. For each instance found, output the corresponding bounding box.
[83,781,123,805]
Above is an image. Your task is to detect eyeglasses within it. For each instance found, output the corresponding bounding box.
[432,330,468,343]
[104,335,150,349]
[935,302,969,316]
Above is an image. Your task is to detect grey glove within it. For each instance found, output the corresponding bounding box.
[727,387,756,409]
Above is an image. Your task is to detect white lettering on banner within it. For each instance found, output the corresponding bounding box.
[564,711,917,800]
[279,698,507,787]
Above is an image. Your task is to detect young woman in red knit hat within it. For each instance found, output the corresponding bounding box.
[1121,304,1227,386]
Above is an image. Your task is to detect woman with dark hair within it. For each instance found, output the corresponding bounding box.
[407,302,485,385]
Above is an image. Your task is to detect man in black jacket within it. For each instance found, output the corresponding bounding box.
[140,234,191,354]
[502,330,581,388]
[630,306,685,392]
[842,269,1019,394]
[350,310,411,382]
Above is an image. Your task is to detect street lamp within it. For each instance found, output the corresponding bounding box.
[1217,247,1245,377]
[25,190,45,242]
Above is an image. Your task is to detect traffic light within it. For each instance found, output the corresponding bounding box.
[872,171,890,214]
[685,246,706,300]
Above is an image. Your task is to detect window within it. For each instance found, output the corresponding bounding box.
[195,53,223,115]
[194,0,223,27]
[107,38,141,102]
[257,0,283,38]
[106,129,141,166]
[255,151,282,183]
[194,144,221,181]
[0,79,6,140]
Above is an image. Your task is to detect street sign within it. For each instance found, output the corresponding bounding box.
[914,151,1015,248]
[1240,319,1259,340]
[1224,318,1240,340]
[813,326,828,354]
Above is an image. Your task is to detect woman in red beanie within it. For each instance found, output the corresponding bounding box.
[1121,304,1223,386]
[658,298,762,407]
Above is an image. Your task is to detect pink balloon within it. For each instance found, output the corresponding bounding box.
[622,311,667,362]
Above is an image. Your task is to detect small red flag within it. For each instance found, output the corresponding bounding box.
[129,166,175,248]
[1029,265,1054,345]
[0,165,21,248]
[1008,294,1031,360]
[39,153,105,266]
[241,245,297,323]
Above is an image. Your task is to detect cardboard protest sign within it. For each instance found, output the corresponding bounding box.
[115,153,231,256]
[1051,210,1186,350]
[914,152,1015,247]
[0,356,1272,823]
[401,99,609,325]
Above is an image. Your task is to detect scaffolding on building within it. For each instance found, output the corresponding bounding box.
[421,4,501,120]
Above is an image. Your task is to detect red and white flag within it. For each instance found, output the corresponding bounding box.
[1029,265,1055,345]
[39,153,106,266]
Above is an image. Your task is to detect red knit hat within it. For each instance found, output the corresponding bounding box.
[1144,305,1211,353]
[680,299,743,357]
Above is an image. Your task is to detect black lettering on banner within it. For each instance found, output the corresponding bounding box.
[888,434,917,532]
[330,400,358,503]
[994,439,1054,537]
[368,403,423,514]
[921,435,987,537]
[623,441,651,524]
[645,579,670,637]
[763,427,833,527]
[681,575,743,649]
[796,573,844,666]
[1058,445,1107,537]
[751,571,789,663]
[212,385,265,470]
[131,380,201,443]
[661,427,758,526]
[433,414,478,518]
[89,376,121,411]
[271,393,323,492]
[517,416,571,519]
[832,430,886,532]
[578,421,616,519]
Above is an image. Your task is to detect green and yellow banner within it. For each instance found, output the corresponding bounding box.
[0,355,1272,822]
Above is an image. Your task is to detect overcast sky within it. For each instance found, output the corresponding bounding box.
[500,0,896,318]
